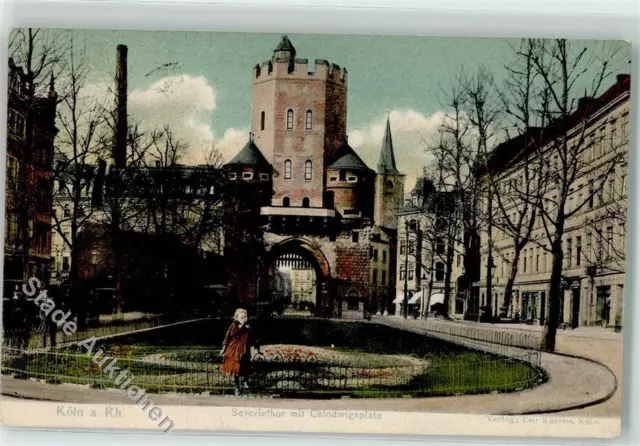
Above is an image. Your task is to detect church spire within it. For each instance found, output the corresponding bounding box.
[377,116,399,174]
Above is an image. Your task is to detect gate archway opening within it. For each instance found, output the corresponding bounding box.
[265,239,331,316]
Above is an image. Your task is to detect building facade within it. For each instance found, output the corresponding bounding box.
[479,74,630,330]
[394,179,464,317]
[5,58,57,289]
[224,36,405,318]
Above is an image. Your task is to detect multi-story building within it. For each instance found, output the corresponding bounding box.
[479,74,630,329]
[50,162,96,284]
[224,36,404,318]
[5,58,57,289]
[394,179,464,317]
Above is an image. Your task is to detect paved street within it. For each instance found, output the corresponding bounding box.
[1,317,619,416]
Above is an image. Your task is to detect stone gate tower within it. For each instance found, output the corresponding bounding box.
[251,35,348,208]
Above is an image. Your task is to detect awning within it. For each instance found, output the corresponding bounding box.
[392,291,411,304]
[428,293,445,305]
[408,291,422,305]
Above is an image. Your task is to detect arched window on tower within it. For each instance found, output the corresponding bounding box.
[305,110,313,130]
[284,159,292,179]
[283,197,290,207]
[385,180,394,194]
[260,111,265,130]
[304,160,312,180]
[286,109,294,129]
[302,197,310,208]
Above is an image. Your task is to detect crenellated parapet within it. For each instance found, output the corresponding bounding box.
[253,58,348,84]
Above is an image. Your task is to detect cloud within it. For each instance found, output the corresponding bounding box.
[348,110,448,192]
[128,75,216,162]
[76,75,247,166]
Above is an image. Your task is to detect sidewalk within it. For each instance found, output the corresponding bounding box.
[379,316,623,417]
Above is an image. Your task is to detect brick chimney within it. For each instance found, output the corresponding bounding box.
[114,45,128,169]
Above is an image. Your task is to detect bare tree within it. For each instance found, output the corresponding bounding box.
[522,39,623,351]
[460,66,503,319]
[51,35,109,327]
[430,83,482,319]
[484,40,543,318]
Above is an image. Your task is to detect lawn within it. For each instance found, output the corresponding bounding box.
[2,318,545,397]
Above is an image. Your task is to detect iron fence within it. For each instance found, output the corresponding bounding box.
[1,345,543,398]
[1,312,208,350]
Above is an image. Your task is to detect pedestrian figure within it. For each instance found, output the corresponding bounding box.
[220,308,260,396]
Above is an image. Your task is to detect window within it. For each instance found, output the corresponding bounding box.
[609,176,616,200]
[283,197,290,207]
[535,248,540,272]
[62,256,69,271]
[382,250,387,264]
[567,238,572,268]
[586,233,592,263]
[372,248,378,262]
[435,262,445,281]
[284,160,292,179]
[329,176,338,182]
[596,229,603,262]
[63,206,70,218]
[305,110,312,130]
[346,175,358,183]
[286,109,294,129]
[399,265,405,280]
[302,197,310,208]
[529,248,533,273]
[606,226,613,260]
[436,239,445,255]
[408,268,414,280]
[373,270,378,284]
[523,251,527,273]
[304,160,312,180]
[242,171,254,180]
[260,111,265,130]
[352,231,359,243]
[588,180,594,209]
[381,271,386,285]
[611,120,617,148]
[576,236,582,266]
[400,244,405,255]
[260,173,269,181]
[324,190,335,208]
[457,255,462,267]
[408,242,415,255]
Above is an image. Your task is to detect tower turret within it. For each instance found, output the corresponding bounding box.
[273,35,296,63]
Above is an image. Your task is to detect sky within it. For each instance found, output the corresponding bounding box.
[22,29,632,189]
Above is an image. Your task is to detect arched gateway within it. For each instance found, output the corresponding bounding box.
[262,237,332,316]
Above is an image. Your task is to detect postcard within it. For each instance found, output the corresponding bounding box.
[0,29,630,438]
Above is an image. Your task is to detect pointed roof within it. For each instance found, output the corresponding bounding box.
[226,135,272,169]
[274,35,296,54]
[328,139,373,172]
[377,117,400,175]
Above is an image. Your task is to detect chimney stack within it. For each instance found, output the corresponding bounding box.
[114,45,128,169]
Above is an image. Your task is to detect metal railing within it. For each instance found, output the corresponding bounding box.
[2,345,543,398]
[1,312,207,350]
[378,318,543,351]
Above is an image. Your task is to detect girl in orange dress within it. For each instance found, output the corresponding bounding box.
[220,308,260,396]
